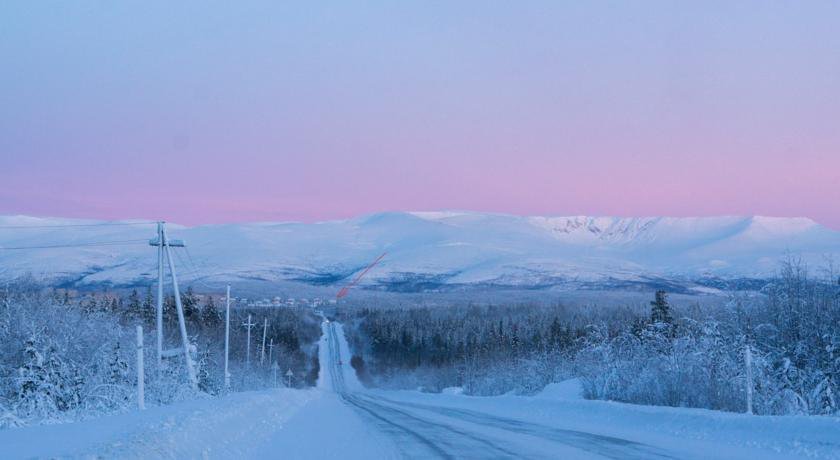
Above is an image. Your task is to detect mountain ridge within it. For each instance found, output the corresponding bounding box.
[1,212,837,294]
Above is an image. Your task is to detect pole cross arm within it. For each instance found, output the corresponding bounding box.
[149,237,185,247]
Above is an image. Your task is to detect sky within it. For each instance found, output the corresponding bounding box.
[1,1,839,229]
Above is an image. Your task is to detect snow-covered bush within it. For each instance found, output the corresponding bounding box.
[342,259,838,416]
[577,259,839,415]
[0,281,322,429]
[0,287,126,425]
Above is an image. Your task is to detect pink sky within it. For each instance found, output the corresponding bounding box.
[1,2,838,229]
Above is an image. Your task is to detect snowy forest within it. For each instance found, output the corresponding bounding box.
[0,281,321,428]
[342,259,839,416]
[1,257,837,432]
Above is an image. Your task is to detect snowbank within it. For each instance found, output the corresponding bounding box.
[535,378,583,400]
[441,386,464,395]
[0,388,317,459]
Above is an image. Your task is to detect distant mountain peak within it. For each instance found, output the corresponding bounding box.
[1,212,836,292]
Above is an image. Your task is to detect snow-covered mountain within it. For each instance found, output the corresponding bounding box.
[1,212,837,293]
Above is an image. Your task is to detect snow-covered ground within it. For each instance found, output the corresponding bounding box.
[0,389,317,459]
[2,320,838,459]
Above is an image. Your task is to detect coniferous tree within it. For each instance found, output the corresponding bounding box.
[44,345,83,412]
[82,295,98,315]
[107,343,129,386]
[182,286,200,319]
[16,337,48,417]
[142,286,155,324]
[163,295,176,325]
[107,297,120,314]
[201,296,220,327]
[650,290,673,325]
[127,289,141,312]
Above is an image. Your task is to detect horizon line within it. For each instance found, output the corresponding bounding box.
[0,210,834,230]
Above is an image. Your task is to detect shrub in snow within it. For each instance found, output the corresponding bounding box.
[341,259,838,416]
[0,282,321,429]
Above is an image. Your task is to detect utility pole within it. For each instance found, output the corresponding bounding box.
[286,368,294,388]
[136,325,145,410]
[224,285,231,389]
[260,318,268,366]
[268,338,275,367]
[161,224,197,390]
[2,283,9,326]
[272,362,279,387]
[745,345,754,415]
[155,222,164,366]
[243,314,255,368]
[149,222,194,389]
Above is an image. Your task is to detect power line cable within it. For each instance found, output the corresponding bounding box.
[0,221,157,230]
[172,247,227,291]
[183,246,227,274]
[0,239,149,250]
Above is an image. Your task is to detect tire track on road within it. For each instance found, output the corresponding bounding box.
[367,396,675,460]
[326,321,527,459]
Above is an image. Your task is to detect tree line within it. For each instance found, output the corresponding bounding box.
[0,280,321,428]
[342,258,839,415]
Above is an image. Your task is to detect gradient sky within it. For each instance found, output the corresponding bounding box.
[1,1,839,228]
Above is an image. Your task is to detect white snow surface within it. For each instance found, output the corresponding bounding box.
[1,212,838,289]
[2,321,837,459]
[0,388,317,459]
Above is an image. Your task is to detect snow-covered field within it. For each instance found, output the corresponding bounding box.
[2,212,838,291]
[0,389,317,459]
[2,321,837,459]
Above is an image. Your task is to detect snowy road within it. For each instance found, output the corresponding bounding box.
[322,320,674,459]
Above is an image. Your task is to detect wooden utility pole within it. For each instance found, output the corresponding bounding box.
[161,224,197,390]
[243,314,256,368]
[224,285,231,389]
[260,318,268,366]
[149,222,195,389]
[268,338,275,367]
[155,222,164,366]
[136,325,145,410]
[745,345,754,415]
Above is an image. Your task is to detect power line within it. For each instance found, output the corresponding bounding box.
[172,246,227,291]
[183,246,226,275]
[0,221,157,230]
[0,239,149,250]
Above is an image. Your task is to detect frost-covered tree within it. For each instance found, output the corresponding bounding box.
[182,286,200,319]
[201,296,221,328]
[15,337,50,418]
[43,345,83,412]
[127,289,140,312]
[142,286,155,324]
[650,290,673,326]
[0,282,322,427]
